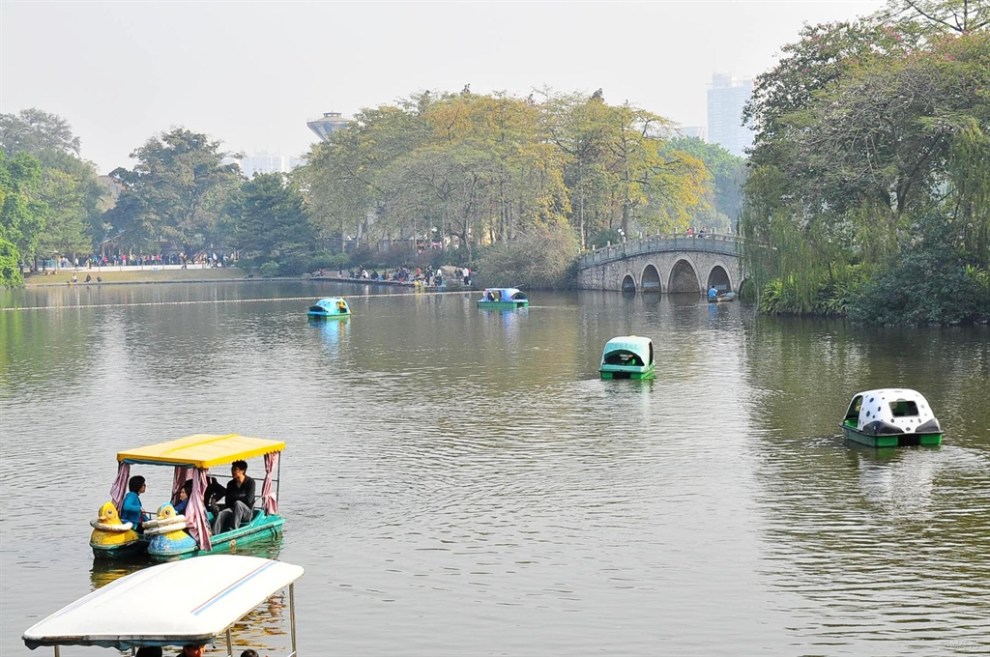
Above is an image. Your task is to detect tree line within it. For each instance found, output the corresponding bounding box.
[0,91,743,289]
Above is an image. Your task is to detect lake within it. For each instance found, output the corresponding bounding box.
[1,282,988,656]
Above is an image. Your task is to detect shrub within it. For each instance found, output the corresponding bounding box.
[473,227,580,289]
[848,249,986,326]
[259,261,280,278]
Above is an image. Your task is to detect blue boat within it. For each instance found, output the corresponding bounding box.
[477,288,529,309]
[308,297,350,318]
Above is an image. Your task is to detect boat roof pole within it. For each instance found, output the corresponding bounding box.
[290,582,298,657]
[225,626,234,656]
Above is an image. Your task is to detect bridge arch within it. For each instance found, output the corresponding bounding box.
[706,265,732,292]
[641,265,662,293]
[621,274,636,292]
[668,258,701,293]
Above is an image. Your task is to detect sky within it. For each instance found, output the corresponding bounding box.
[1,0,885,174]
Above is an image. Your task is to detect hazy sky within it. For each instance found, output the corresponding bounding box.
[1,0,885,174]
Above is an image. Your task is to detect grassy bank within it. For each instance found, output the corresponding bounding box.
[24,268,250,287]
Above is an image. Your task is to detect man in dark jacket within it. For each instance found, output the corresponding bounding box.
[212,460,255,534]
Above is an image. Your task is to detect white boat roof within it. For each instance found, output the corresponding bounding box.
[23,555,304,650]
[603,335,653,352]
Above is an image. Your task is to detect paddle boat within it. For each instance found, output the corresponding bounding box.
[841,389,942,447]
[89,433,286,560]
[307,296,350,318]
[23,554,304,656]
[477,287,529,309]
[599,335,655,380]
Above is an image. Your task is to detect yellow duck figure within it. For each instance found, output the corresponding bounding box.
[146,503,197,557]
[90,501,140,548]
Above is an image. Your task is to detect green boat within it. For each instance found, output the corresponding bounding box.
[599,335,655,380]
[477,287,529,309]
[841,389,942,447]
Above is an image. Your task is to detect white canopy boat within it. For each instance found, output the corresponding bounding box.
[23,555,304,656]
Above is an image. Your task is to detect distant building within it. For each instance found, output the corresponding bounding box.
[676,125,706,141]
[307,111,351,142]
[235,152,303,178]
[707,74,754,157]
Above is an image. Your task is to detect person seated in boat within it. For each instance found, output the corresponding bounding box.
[708,285,718,301]
[120,475,150,532]
[336,300,347,313]
[213,460,256,535]
[177,644,205,657]
[204,476,227,518]
[173,480,193,515]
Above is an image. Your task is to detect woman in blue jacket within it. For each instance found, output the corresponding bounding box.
[120,475,148,531]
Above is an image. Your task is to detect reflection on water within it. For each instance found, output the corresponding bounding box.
[1,284,988,656]
[89,536,284,590]
[308,316,349,352]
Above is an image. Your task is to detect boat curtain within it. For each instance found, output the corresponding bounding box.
[110,462,130,512]
[186,469,212,552]
[262,452,279,514]
[171,466,193,507]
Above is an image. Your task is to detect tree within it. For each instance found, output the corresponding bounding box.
[107,129,241,256]
[230,173,313,273]
[0,151,47,267]
[0,109,81,159]
[742,9,990,321]
[669,137,746,233]
[1,109,105,263]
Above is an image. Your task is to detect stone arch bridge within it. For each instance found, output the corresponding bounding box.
[576,234,748,294]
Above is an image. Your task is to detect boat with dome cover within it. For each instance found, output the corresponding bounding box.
[840,388,942,447]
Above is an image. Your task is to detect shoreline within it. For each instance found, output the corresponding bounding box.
[23,268,460,291]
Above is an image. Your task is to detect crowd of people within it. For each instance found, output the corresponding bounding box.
[314,265,472,287]
[42,251,233,273]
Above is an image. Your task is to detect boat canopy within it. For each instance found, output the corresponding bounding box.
[482,288,526,302]
[310,297,348,310]
[843,389,938,433]
[23,555,304,651]
[117,433,286,468]
[601,336,654,365]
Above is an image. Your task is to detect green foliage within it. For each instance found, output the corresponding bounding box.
[259,261,279,278]
[300,89,707,259]
[473,226,579,289]
[107,128,241,254]
[229,173,313,272]
[742,16,990,325]
[0,109,81,158]
[669,137,746,232]
[0,150,47,259]
[0,237,23,287]
[1,110,105,261]
[308,252,350,272]
[848,247,987,325]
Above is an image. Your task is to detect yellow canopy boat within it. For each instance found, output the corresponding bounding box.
[91,434,286,561]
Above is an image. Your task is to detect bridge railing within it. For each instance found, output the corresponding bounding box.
[577,233,744,268]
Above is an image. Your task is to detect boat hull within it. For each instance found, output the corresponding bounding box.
[91,537,150,560]
[307,311,349,319]
[149,514,285,560]
[600,365,655,380]
[477,300,528,309]
[841,424,942,448]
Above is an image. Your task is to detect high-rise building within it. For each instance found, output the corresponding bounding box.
[236,152,303,178]
[707,74,754,157]
[307,111,351,142]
